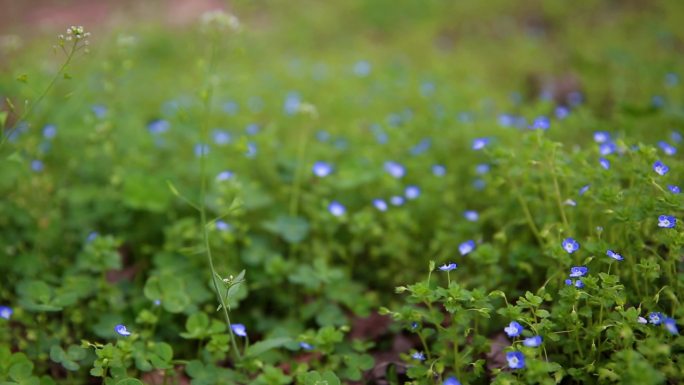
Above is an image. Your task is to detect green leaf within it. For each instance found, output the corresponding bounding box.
[262,215,309,244]
[115,379,143,385]
[9,360,33,381]
[245,337,292,358]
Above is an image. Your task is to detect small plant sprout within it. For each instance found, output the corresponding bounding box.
[562,238,580,254]
[523,335,543,347]
[328,201,346,216]
[0,306,12,320]
[411,351,426,361]
[312,161,333,177]
[569,266,588,277]
[658,215,676,228]
[606,250,624,261]
[504,321,524,338]
[653,160,669,176]
[458,240,475,256]
[373,199,388,212]
[506,351,525,369]
[114,324,131,336]
[231,323,247,337]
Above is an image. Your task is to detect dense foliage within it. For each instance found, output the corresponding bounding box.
[1,1,683,384]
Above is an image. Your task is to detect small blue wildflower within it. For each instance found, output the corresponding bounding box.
[637,316,648,324]
[384,161,405,178]
[405,186,420,200]
[599,157,610,170]
[672,131,683,143]
[353,60,371,77]
[649,312,664,325]
[458,240,476,256]
[443,377,462,385]
[658,215,676,228]
[562,238,580,254]
[594,131,610,144]
[664,318,679,335]
[316,130,330,142]
[222,101,239,115]
[568,91,583,106]
[0,306,12,320]
[420,82,436,97]
[652,95,665,108]
[472,137,490,150]
[606,250,624,261]
[665,72,679,86]
[390,196,405,206]
[283,92,301,115]
[432,164,446,177]
[216,171,234,181]
[579,185,590,196]
[43,124,57,139]
[91,104,107,118]
[439,263,457,271]
[530,116,550,130]
[115,324,131,336]
[410,322,419,330]
[87,232,98,242]
[299,342,314,350]
[653,161,669,176]
[506,351,525,369]
[668,185,680,194]
[373,199,388,212]
[213,130,231,145]
[328,201,346,217]
[574,280,585,289]
[231,323,247,337]
[464,210,479,222]
[569,266,588,278]
[245,123,260,136]
[473,179,486,190]
[599,142,617,156]
[245,142,257,158]
[411,351,425,361]
[215,221,231,231]
[312,161,333,177]
[504,321,524,338]
[194,143,210,157]
[475,163,490,174]
[31,160,44,172]
[523,335,542,347]
[555,106,570,120]
[658,141,677,156]
[565,279,572,286]
[147,119,170,134]
[153,299,161,306]
[498,114,515,127]
[410,138,432,155]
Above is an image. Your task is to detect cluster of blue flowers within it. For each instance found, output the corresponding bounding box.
[502,321,542,370]
[648,312,679,335]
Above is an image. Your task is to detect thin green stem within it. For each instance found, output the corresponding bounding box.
[550,147,569,229]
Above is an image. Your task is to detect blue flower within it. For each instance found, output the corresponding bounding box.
[472,137,490,150]
[649,312,664,325]
[222,101,239,115]
[555,106,570,119]
[569,266,588,277]
[148,119,170,134]
[565,279,572,286]
[283,92,301,115]
[475,163,490,174]
[410,322,419,330]
[410,138,432,155]
[668,185,680,194]
[390,196,405,206]
[599,157,610,170]
[439,263,458,271]
[599,142,617,156]
[658,215,676,228]
[194,143,210,157]
[574,280,585,289]
[432,164,446,177]
[87,232,98,242]
[653,161,669,176]
[153,299,161,306]
[562,238,580,254]
[316,130,330,142]
[463,210,479,222]
[637,316,648,324]
[231,323,247,337]
[594,131,610,143]
[91,104,107,118]
[245,142,257,158]
[443,377,462,385]
[245,123,260,136]
[299,342,314,350]
[411,351,425,361]
[673,131,683,143]
[658,141,677,156]
[353,60,371,77]
[373,199,388,212]
[31,160,44,172]
[530,116,550,130]
[579,185,590,196]
[312,161,333,177]
[115,324,131,337]
[458,240,476,256]
[606,250,624,261]
[504,321,524,338]
[405,186,420,200]
[506,351,525,369]
[216,170,234,181]
[0,306,12,320]
[523,335,542,347]
[328,201,346,217]
[215,221,231,231]
[664,318,679,335]
[473,179,486,190]
[43,124,57,139]
[384,161,405,178]
[213,130,231,145]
